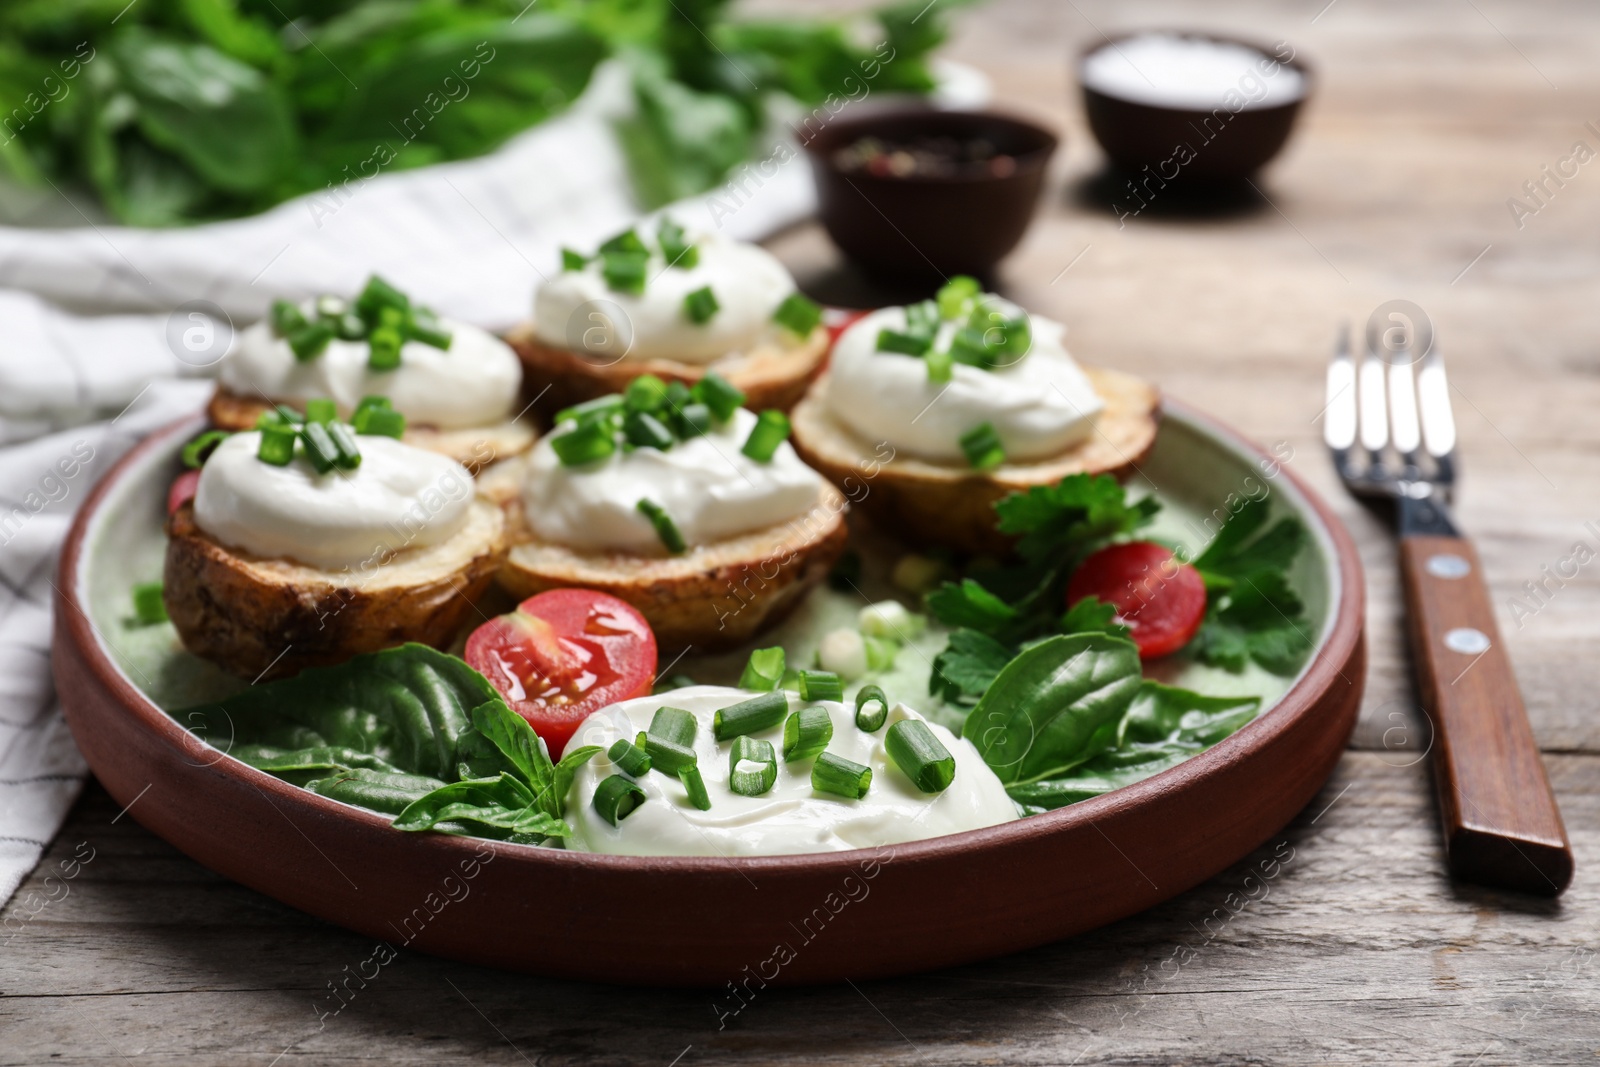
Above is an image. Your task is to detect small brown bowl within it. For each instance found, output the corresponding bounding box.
[802,109,1058,279]
[1079,32,1312,180]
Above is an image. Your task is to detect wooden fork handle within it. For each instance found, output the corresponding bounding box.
[1399,535,1573,895]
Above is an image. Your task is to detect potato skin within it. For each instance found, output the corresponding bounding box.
[163,501,506,681]
[790,368,1161,557]
[503,322,829,423]
[498,485,849,652]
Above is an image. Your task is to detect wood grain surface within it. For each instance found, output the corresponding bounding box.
[6,0,1600,1062]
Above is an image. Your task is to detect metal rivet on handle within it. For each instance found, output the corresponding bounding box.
[1426,553,1471,579]
[1444,627,1490,655]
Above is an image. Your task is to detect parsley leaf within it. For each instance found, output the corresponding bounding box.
[1058,597,1130,638]
[1189,498,1313,674]
[930,629,1014,705]
[995,473,1160,564]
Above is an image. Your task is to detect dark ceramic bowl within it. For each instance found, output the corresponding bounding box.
[1079,32,1312,180]
[802,109,1058,279]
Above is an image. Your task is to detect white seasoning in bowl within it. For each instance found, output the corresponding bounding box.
[1081,33,1305,111]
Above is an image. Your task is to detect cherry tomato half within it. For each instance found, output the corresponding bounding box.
[167,469,201,516]
[465,590,657,758]
[1065,541,1207,660]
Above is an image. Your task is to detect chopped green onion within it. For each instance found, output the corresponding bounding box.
[407,318,452,350]
[782,707,833,763]
[608,738,651,777]
[354,275,410,325]
[654,674,697,693]
[739,647,786,692]
[561,248,589,271]
[355,407,405,438]
[592,774,646,826]
[367,325,403,371]
[624,375,668,414]
[905,299,940,335]
[334,313,366,340]
[288,322,334,362]
[304,397,336,425]
[992,314,1031,359]
[270,299,308,337]
[729,735,778,797]
[673,402,714,439]
[925,347,953,383]
[314,295,346,319]
[854,684,890,732]
[936,275,981,319]
[257,422,297,466]
[859,600,924,640]
[648,706,697,748]
[664,379,694,411]
[678,765,712,809]
[300,421,339,474]
[876,329,932,356]
[812,752,872,799]
[327,422,362,470]
[772,292,822,337]
[601,250,649,295]
[623,410,674,451]
[741,409,790,462]
[180,430,230,469]
[131,581,167,625]
[948,326,994,367]
[556,394,625,425]
[797,669,843,702]
[598,228,648,255]
[256,404,303,428]
[683,285,719,324]
[636,498,686,554]
[692,371,745,422]
[658,217,699,268]
[551,420,617,466]
[885,719,956,793]
[636,731,697,776]
[864,635,898,672]
[959,422,1006,470]
[712,690,788,741]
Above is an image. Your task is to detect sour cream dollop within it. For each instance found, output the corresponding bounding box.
[194,432,475,570]
[221,315,520,431]
[564,687,1017,857]
[826,301,1105,464]
[533,227,796,364]
[1081,33,1305,111]
[523,407,822,554]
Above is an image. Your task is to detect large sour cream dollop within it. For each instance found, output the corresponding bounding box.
[221,315,520,431]
[826,301,1105,464]
[533,227,796,364]
[564,686,1017,857]
[194,432,475,570]
[522,407,822,554]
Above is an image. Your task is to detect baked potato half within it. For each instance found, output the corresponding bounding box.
[206,386,535,471]
[164,498,507,681]
[503,322,829,423]
[789,367,1161,557]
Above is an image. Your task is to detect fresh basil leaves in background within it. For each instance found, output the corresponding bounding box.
[0,0,957,225]
[176,644,597,843]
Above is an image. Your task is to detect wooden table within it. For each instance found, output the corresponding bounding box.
[5,1,1598,1062]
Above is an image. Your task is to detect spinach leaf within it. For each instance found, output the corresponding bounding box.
[229,743,405,786]
[963,633,1143,785]
[306,767,449,815]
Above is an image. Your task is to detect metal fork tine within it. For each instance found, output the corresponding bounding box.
[1416,346,1457,489]
[1358,329,1390,474]
[1324,323,1358,463]
[1387,350,1422,476]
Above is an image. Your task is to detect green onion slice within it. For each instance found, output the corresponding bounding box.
[812,752,872,799]
[959,421,1006,470]
[624,375,668,414]
[257,422,297,466]
[683,285,719,325]
[797,669,843,703]
[876,329,932,356]
[691,370,745,422]
[289,322,334,363]
[739,647,786,692]
[327,422,362,470]
[599,228,648,255]
[772,292,822,337]
[637,498,686,554]
[354,275,410,324]
[601,250,649,295]
[607,738,652,777]
[854,684,890,732]
[678,765,712,810]
[301,421,339,474]
[551,420,616,466]
[936,275,981,320]
[180,430,230,470]
[885,719,956,793]
[782,707,833,763]
[131,581,167,626]
[270,299,308,338]
[367,326,403,371]
[304,397,337,425]
[712,690,789,741]
[729,736,778,797]
[925,347,954,383]
[556,394,625,426]
[592,774,646,826]
[905,299,940,335]
[741,410,790,462]
[623,410,674,451]
[636,731,697,776]
[673,402,713,440]
[658,217,699,268]
[407,318,452,350]
[648,706,697,748]
[335,313,366,341]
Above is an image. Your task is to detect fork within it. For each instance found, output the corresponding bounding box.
[1325,324,1572,896]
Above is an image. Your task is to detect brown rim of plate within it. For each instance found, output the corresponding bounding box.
[57,404,1362,868]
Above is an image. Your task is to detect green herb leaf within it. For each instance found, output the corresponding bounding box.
[683,285,719,324]
[995,473,1161,565]
[929,628,1013,704]
[1188,498,1313,674]
[773,293,822,337]
[1059,597,1130,638]
[658,217,699,268]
